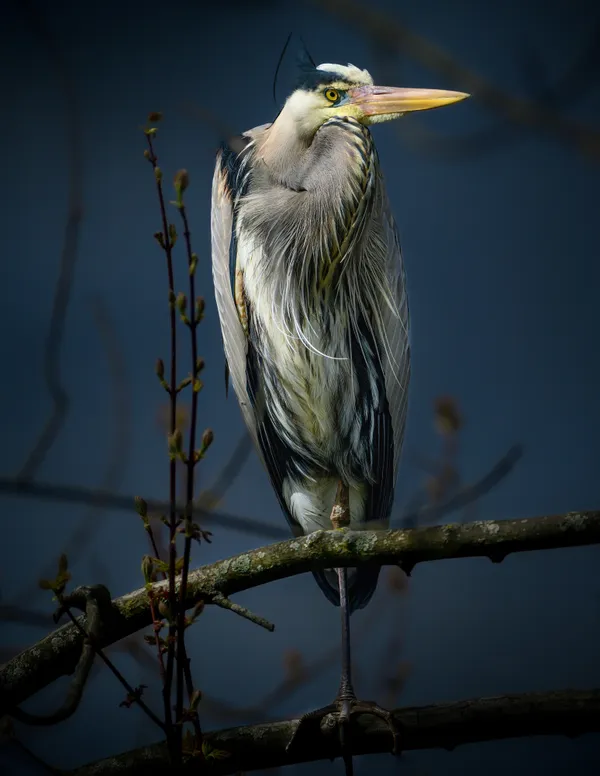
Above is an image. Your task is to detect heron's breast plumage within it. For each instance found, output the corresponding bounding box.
[239,235,366,468]
[242,245,373,533]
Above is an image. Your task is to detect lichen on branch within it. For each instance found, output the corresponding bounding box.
[2,510,599,716]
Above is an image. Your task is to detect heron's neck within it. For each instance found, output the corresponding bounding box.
[259,112,313,190]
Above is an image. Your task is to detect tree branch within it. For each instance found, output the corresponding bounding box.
[67,688,600,774]
[310,0,600,161]
[0,476,289,540]
[15,0,84,480]
[2,510,599,715]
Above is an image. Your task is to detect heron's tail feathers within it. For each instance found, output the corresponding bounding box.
[312,564,381,613]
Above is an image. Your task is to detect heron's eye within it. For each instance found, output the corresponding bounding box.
[324,88,341,104]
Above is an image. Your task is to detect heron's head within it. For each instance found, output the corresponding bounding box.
[282,61,469,139]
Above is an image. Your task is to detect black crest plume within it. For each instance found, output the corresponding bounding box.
[272,35,322,104]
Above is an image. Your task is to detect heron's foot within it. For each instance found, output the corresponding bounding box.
[286,696,401,757]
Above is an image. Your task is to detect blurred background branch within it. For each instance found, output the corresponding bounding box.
[311,0,600,160]
[14,0,84,481]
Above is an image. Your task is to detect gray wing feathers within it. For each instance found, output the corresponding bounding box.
[210,155,259,449]
[379,196,411,476]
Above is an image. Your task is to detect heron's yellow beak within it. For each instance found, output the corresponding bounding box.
[350,85,469,116]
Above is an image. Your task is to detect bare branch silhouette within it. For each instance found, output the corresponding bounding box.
[310,0,600,160]
[14,0,84,480]
[0,477,288,539]
[0,443,522,541]
[9,297,132,607]
[400,444,523,529]
[395,23,600,159]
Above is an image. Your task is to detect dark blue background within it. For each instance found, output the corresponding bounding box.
[1,0,599,773]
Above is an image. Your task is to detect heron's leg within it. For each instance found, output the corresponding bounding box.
[337,565,355,701]
[335,564,357,775]
[330,479,350,529]
[286,482,401,767]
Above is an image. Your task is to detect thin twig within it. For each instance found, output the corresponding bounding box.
[9,585,164,731]
[174,181,204,748]
[146,591,168,687]
[60,591,165,732]
[211,593,275,632]
[198,594,386,725]
[145,131,178,759]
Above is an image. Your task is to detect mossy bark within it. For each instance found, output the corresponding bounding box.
[2,510,599,715]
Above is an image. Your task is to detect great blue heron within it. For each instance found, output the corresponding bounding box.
[211,56,468,767]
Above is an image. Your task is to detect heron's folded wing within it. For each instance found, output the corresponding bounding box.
[210,149,259,448]
[211,142,303,538]
[380,197,411,478]
[359,194,410,532]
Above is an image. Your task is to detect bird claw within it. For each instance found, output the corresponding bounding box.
[286,697,401,757]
